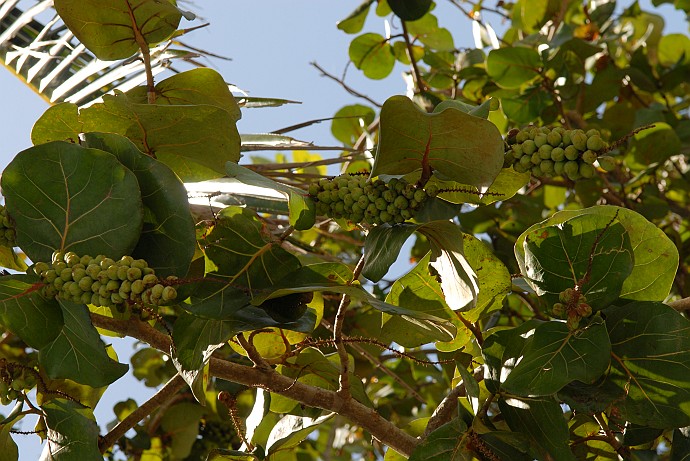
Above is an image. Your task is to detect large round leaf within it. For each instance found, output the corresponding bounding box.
[82,132,195,277]
[54,0,186,61]
[515,206,678,302]
[372,96,504,188]
[486,47,542,89]
[349,33,395,80]
[1,141,143,262]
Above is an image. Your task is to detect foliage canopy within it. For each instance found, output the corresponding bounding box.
[1,0,690,460]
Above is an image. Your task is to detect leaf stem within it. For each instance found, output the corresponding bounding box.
[400,21,427,94]
[125,0,156,103]
[98,374,187,454]
[424,366,483,437]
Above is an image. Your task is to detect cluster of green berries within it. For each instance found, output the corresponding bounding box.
[0,359,37,405]
[0,205,16,247]
[32,252,178,309]
[504,126,614,180]
[308,175,438,225]
[551,287,593,330]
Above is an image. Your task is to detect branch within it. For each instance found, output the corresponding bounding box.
[311,62,382,108]
[333,255,366,398]
[400,21,427,93]
[423,366,483,437]
[89,314,419,456]
[98,374,187,453]
[669,297,690,311]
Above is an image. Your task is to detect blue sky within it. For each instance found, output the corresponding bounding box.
[0,1,688,458]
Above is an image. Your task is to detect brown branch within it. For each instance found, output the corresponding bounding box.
[98,374,187,453]
[333,256,367,398]
[89,314,419,456]
[669,297,690,311]
[311,62,382,108]
[423,367,483,437]
[400,21,427,93]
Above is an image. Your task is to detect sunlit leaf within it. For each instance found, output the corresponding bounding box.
[349,33,395,79]
[54,0,186,60]
[266,413,335,454]
[39,301,128,387]
[337,0,374,33]
[1,141,143,263]
[406,14,455,51]
[331,104,376,145]
[373,96,504,189]
[382,253,455,347]
[486,47,542,89]
[82,132,195,277]
[225,164,316,230]
[30,103,82,146]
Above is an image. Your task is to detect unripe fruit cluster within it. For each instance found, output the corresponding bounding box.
[504,126,609,181]
[552,287,593,330]
[32,252,178,309]
[308,175,438,226]
[0,359,37,406]
[0,205,16,248]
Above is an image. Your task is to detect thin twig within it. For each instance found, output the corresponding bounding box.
[311,62,382,108]
[321,319,427,404]
[400,21,427,93]
[333,255,367,398]
[238,333,272,370]
[98,374,187,453]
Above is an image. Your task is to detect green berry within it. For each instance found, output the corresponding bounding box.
[546,130,562,147]
[564,145,579,161]
[550,147,565,162]
[581,150,597,164]
[597,156,616,172]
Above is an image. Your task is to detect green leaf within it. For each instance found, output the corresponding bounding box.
[604,302,690,428]
[521,214,634,308]
[237,97,301,109]
[125,68,242,122]
[429,167,530,206]
[382,253,455,347]
[225,164,316,230]
[626,122,681,169]
[408,418,468,461]
[81,132,195,277]
[266,413,335,454]
[362,224,418,282]
[500,87,553,124]
[349,33,395,79]
[331,104,376,145]
[372,95,504,189]
[1,141,143,263]
[671,427,690,460]
[658,33,690,66]
[515,206,679,302]
[53,0,184,61]
[39,301,128,388]
[486,48,542,89]
[160,402,205,459]
[337,0,374,33]
[418,221,479,311]
[0,247,28,272]
[0,275,63,349]
[461,234,511,322]
[499,396,577,461]
[39,399,101,460]
[30,103,82,146]
[80,92,240,181]
[433,98,495,119]
[406,14,455,51]
[0,420,18,461]
[207,450,260,461]
[173,282,316,371]
[388,0,432,21]
[202,206,302,289]
[251,263,456,342]
[501,318,611,396]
